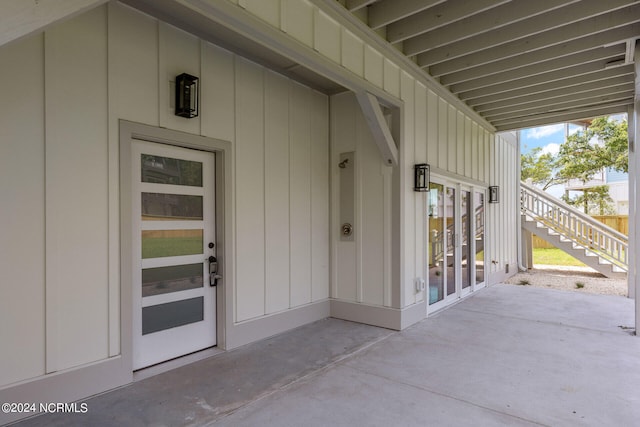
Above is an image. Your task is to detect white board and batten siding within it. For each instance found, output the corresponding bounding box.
[0,2,329,392]
[234,0,519,306]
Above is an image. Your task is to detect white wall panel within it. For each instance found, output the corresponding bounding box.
[447,104,457,172]
[364,45,383,88]
[456,111,465,176]
[0,35,45,387]
[243,0,280,27]
[401,73,416,305]
[314,9,340,64]
[414,83,427,305]
[464,117,472,177]
[437,98,448,170]
[289,82,312,307]
[107,2,159,356]
[414,83,427,164]
[44,6,109,371]
[235,57,265,321]
[201,42,235,142]
[426,90,438,165]
[158,22,200,135]
[360,117,385,306]
[384,60,401,98]
[341,28,364,77]
[264,70,290,314]
[311,92,330,302]
[283,0,313,46]
[471,122,479,180]
[332,93,357,301]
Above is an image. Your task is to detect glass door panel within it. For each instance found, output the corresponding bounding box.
[475,191,485,285]
[428,183,445,305]
[445,187,456,296]
[461,190,472,290]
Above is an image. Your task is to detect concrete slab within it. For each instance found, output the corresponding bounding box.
[10,319,392,427]
[9,284,640,427]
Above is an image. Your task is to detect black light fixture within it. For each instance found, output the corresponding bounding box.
[414,163,430,192]
[489,186,499,203]
[175,73,199,118]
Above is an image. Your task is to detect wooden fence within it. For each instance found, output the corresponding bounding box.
[532,215,628,249]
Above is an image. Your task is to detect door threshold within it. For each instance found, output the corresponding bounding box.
[133,346,224,381]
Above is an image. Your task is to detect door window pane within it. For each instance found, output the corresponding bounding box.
[428,183,444,305]
[142,193,203,221]
[141,154,202,186]
[142,229,203,259]
[461,191,472,289]
[142,263,203,297]
[475,191,485,284]
[142,297,204,335]
[446,187,456,296]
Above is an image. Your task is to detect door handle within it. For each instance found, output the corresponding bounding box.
[207,256,222,287]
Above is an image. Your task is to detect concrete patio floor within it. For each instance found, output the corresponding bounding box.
[10,284,640,427]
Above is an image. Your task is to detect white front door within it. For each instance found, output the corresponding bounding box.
[132,140,217,370]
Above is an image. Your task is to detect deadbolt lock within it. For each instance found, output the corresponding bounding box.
[341,223,353,237]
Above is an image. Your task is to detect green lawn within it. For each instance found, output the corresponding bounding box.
[532,248,586,267]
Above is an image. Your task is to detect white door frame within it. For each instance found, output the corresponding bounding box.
[119,121,232,374]
[426,175,488,314]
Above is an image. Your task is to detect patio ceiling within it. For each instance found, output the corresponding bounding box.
[340,0,640,131]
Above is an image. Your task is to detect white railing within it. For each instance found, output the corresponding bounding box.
[520,182,628,271]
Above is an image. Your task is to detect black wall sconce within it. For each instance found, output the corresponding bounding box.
[175,73,199,118]
[414,163,430,192]
[489,186,499,203]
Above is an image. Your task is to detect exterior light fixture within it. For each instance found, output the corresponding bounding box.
[414,163,430,192]
[175,73,199,118]
[489,186,499,203]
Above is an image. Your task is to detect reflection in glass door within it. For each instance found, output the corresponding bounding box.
[428,181,487,310]
[428,183,457,305]
[445,187,456,297]
[461,190,472,291]
[475,191,485,286]
[428,183,445,305]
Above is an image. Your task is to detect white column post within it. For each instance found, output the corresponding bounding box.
[632,41,640,333]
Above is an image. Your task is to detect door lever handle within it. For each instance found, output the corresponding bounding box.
[207,256,221,286]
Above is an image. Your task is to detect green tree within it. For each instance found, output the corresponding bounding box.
[556,117,628,182]
[555,116,627,214]
[561,185,615,215]
[520,146,560,190]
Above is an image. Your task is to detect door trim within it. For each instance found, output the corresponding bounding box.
[119,120,232,373]
[426,175,488,315]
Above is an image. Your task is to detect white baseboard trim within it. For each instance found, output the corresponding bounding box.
[225,299,331,349]
[0,357,131,425]
[330,299,426,330]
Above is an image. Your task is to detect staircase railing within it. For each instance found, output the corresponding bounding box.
[520,181,628,271]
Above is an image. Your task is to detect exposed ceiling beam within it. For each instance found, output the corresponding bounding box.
[451,58,624,98]
[477,82,635,116]
[429,21,640,79]
[368,0,446,30]
[442,45,625,88]
[386,0,508,43]
[421,3,640,72]
[493,101,633,130]
[403,0,578,56]
[345,0,377,12]
[484,91,635,122]
[462,66,635,105]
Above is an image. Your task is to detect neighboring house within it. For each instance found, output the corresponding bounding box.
[0,1,637,424]
[565,168,629,214]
